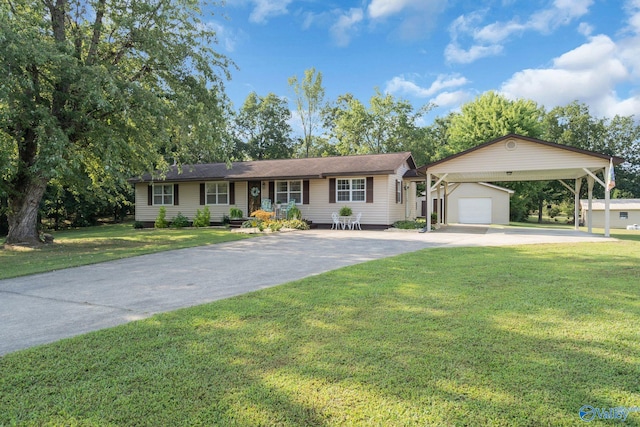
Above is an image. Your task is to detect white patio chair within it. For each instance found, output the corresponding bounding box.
[350,212,362,230]
[331,212,341,230]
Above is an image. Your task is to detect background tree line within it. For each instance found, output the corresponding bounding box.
[1,1,639,242]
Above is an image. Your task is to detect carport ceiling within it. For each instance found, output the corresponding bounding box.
[418,134,624,183]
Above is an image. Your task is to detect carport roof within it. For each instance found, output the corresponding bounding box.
[418,134,624,183]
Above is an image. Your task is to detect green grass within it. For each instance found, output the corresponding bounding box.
[0,223,254,279]
[1,240,639,426]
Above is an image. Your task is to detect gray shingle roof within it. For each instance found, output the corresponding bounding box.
[131,152,416,183]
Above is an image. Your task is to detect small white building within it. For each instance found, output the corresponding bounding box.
[580,199,640,229]
[418,182,514,225]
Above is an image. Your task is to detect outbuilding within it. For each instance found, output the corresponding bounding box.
[580,199,640,229]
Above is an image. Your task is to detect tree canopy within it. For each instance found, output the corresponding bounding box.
[0,0,232,244]
[234,92,293,160]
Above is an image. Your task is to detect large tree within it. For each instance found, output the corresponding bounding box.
[234,92,293,160]
[324,89,431,156]
[0,0,231,245]
[446,92,548,221]
[447,91,545,155]
[288,67,325,158]
[544,101,640,198]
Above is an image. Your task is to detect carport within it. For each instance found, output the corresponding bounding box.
[419,134,624,237]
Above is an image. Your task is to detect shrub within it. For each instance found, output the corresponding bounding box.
[154,207,169,228]
[269,221,284,232]
[283,219,310,230]
[133,221,144,229]
[192,206,211,227]
[170,212,190,228]
[229,207,243,219]
[287,205,301,220]
[339,206,352,217]
[241,218,262,228]
[392,220,424,229]
[251,209,274,221]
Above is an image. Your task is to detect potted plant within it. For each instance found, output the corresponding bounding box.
[229,207,243,219]
[339,206,353,217]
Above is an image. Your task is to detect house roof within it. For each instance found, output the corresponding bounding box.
[418,134,625,182]
[130,152,416,183]
[580,199,640,211]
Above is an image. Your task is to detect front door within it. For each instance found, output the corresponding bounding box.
[248,180,261,215]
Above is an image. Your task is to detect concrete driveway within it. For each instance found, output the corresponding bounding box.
[0,226,614,355]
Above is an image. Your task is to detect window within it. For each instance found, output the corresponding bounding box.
[276,180,301,204]
[206,182,228,205]
[153,184,173,205]
[337,178,365,202]
[620,212,629,219]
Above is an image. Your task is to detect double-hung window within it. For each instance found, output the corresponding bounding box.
[206,182,228,205]
[337,178,365,202]
[276,180,301,204]
[620,212,629,220]
[153,184,173,205]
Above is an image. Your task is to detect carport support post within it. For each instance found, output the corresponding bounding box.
[425,173,432,232]
[587,176,594,233]
[574,178,581,230]
[605,167,611,238]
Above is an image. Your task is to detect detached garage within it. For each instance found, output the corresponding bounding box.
[458,198,492,224]
[419,182,513,224]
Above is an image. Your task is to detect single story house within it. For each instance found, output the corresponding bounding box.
[418,182,514,224]
[580,199,640,229]
[130,152,422,229]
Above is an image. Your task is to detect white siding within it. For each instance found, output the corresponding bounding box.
[429,138,609,176]
[447,183,511,225]
[134,159,416,227]
[583,210,640,229]
[134,182,249,223]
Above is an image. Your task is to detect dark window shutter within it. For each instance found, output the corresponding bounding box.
[303,180,310,204]
[229,182,235,205]
[395,180,399,203]
[173,184,179,205]
[400,181,403,204]
[269,181,275,200]
[329,178,336,203]
[200,183,205,205]
[147,185,153,206]
[366,177,374,203]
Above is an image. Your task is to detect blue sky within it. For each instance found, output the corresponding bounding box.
[207,0,640,128]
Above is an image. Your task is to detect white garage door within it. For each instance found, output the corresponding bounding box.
[458,198,492,224]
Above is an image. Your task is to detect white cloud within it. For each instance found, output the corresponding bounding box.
[444,43,503,64]
[330,8,364,47]
[248,0,292,24]
[430,90,473,108]
[475,20,526,44]
[386,74,469,98]
[578,22,594,36]
[528,0,592,33]
[500,34,639,118]
[367,0,447,39]
[446,0,594,64]
[205,21,246,52]
[367,0,422,19]
[624,0,640,34]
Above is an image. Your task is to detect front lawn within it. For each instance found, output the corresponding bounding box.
[1,240,639,426]
[0,223,254,279]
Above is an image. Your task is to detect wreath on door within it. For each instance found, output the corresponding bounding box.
[250,186,260,197]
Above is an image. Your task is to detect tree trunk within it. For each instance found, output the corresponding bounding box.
[538,197,543,223]
[5,178,48,246]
